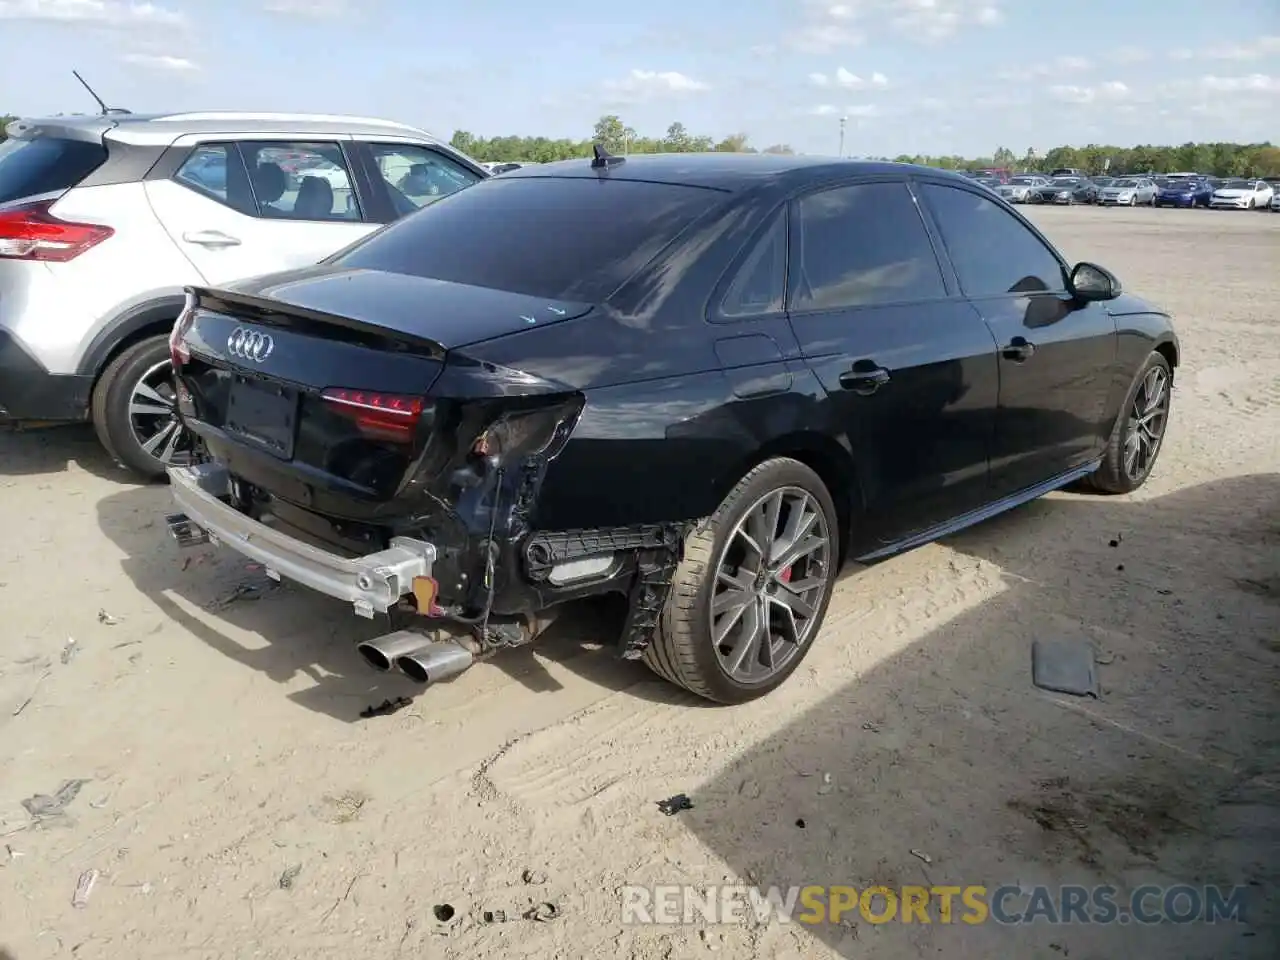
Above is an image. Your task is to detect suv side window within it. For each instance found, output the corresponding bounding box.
[174,143,257,216]
[919,183,1066,297]
[789,182,946,312]
[719,209,787,318]
[363,142,480,218]
[238,141,360,222]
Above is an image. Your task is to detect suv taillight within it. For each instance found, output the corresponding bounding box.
[0,200,114,262]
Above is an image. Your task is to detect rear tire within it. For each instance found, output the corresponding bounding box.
[1082,351,1172,494]
[643,457,840,704]
[91,334,197,482]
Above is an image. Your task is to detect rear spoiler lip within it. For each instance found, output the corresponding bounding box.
[187,284,451,361]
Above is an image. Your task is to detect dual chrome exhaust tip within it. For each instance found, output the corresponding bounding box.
[355,630,475,686]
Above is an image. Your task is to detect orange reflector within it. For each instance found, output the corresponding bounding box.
[412,575,439,615]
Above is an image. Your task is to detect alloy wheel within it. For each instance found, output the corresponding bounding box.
[710,486,832,684]
[1123,366,1169,482]
[128,360,195,467]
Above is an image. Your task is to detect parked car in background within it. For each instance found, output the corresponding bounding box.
[1030,175,1097,204]
[1209,178,1275,209]
[1097,177,1158,206]
[1049,167,1087,178]
[1154,177,1213,208]
[162,152,1179,704]
[997,174,1049,203]
[1270,191,1280,212]
[1090,176,1115,202]
[0,111,489,479]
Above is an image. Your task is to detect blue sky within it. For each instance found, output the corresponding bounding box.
[1,0,1277,157]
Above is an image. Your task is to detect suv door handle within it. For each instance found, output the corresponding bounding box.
[182,230,241,247]
[1002,336,1036,362]
[839,364,891,396]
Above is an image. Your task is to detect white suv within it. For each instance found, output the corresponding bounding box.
[0,111,487,479]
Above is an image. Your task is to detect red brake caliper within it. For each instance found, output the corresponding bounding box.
[778,566,793,584]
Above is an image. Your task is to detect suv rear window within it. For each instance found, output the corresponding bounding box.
[331,176,726,302]
[0,136,108,205]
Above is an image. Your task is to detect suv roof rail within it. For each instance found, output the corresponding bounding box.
[148,111,431,134]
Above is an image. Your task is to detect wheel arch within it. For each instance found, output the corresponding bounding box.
[714,431,861,566]
[76,294,187,382]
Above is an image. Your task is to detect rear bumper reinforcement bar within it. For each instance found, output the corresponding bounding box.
[166,462,437,619]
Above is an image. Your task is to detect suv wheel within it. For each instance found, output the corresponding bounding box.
[1082,351,1172,494]
[91,335,197,481]
[643,457,840,704]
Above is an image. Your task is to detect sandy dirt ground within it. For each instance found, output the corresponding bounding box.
[1,206,1277,960]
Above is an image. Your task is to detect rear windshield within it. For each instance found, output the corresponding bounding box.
[331,176,726,302]
[0,135,108,205]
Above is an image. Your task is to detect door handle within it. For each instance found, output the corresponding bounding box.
[182,230,241,247]
[1002,336,1036,362]
[838,365,891,396]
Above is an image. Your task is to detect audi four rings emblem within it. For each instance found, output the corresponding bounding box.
[227,327,274,362]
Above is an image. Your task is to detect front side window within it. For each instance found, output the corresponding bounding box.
[238,141,360,221]
[720,210,787,318]
[790,181,946,312]
[365,142,480,217]
[919,183,1066,297]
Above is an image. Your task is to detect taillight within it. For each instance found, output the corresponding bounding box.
[169,292,197,369]
[321,388,425,443]
[0,200,114,262]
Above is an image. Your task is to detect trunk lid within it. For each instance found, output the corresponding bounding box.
[173,269,589,520]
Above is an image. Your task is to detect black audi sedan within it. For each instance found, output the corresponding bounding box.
[162,150,1179,705]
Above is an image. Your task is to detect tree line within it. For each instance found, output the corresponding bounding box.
[4,111,1278,177]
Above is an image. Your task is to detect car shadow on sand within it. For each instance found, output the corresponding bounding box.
[93,483,694,722]
[663,473,1278,958]
[0,424,149,483]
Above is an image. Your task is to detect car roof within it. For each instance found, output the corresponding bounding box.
[498,152,968,193]
[5,111,441,146]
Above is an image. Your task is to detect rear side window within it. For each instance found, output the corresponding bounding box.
[0,136,107,205]
[719,210,786,318]
[332,176,726,302]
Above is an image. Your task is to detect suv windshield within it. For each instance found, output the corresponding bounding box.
[0,135,108,205]
[1114,179,1138,188]
[332,176,726,302]
[1009,176,1037,184]
[1050,178,1080,186]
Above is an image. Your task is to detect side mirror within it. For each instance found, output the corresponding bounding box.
[1069,261,1122,302]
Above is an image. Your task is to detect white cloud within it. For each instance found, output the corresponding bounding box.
[263,0,353,16]
[1200,73,1277,93]
[1201,35,1280,61]
[121,52,197,71]
[845,104,879,117]
[602,69,710,103]
[808,104,839,116]
[786,0,1001,51]
[998,55,1092,82]
[1048,80,1129,104]
[810,67,890,89]
[0,0,181,24]
[1109,45,1149,63]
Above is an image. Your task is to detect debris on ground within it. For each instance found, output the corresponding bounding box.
[60,638,79,665]
[656,794,694,816]
[794,818,807,829]
[71,868,99,908]
[22,779,90,820]
[525,902,560,922]
[521,868,547,885]
[96,609,120,626]
[482,909,509,924]
[278,864,302,889]
[910,849,933,864]
[818,772,834,795]
[433,904,456,922]
[1031,639,1099,698]
[320,791,368,824]
[11,670,50,717]
[207,579,280,611]
[359,697,412,719]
